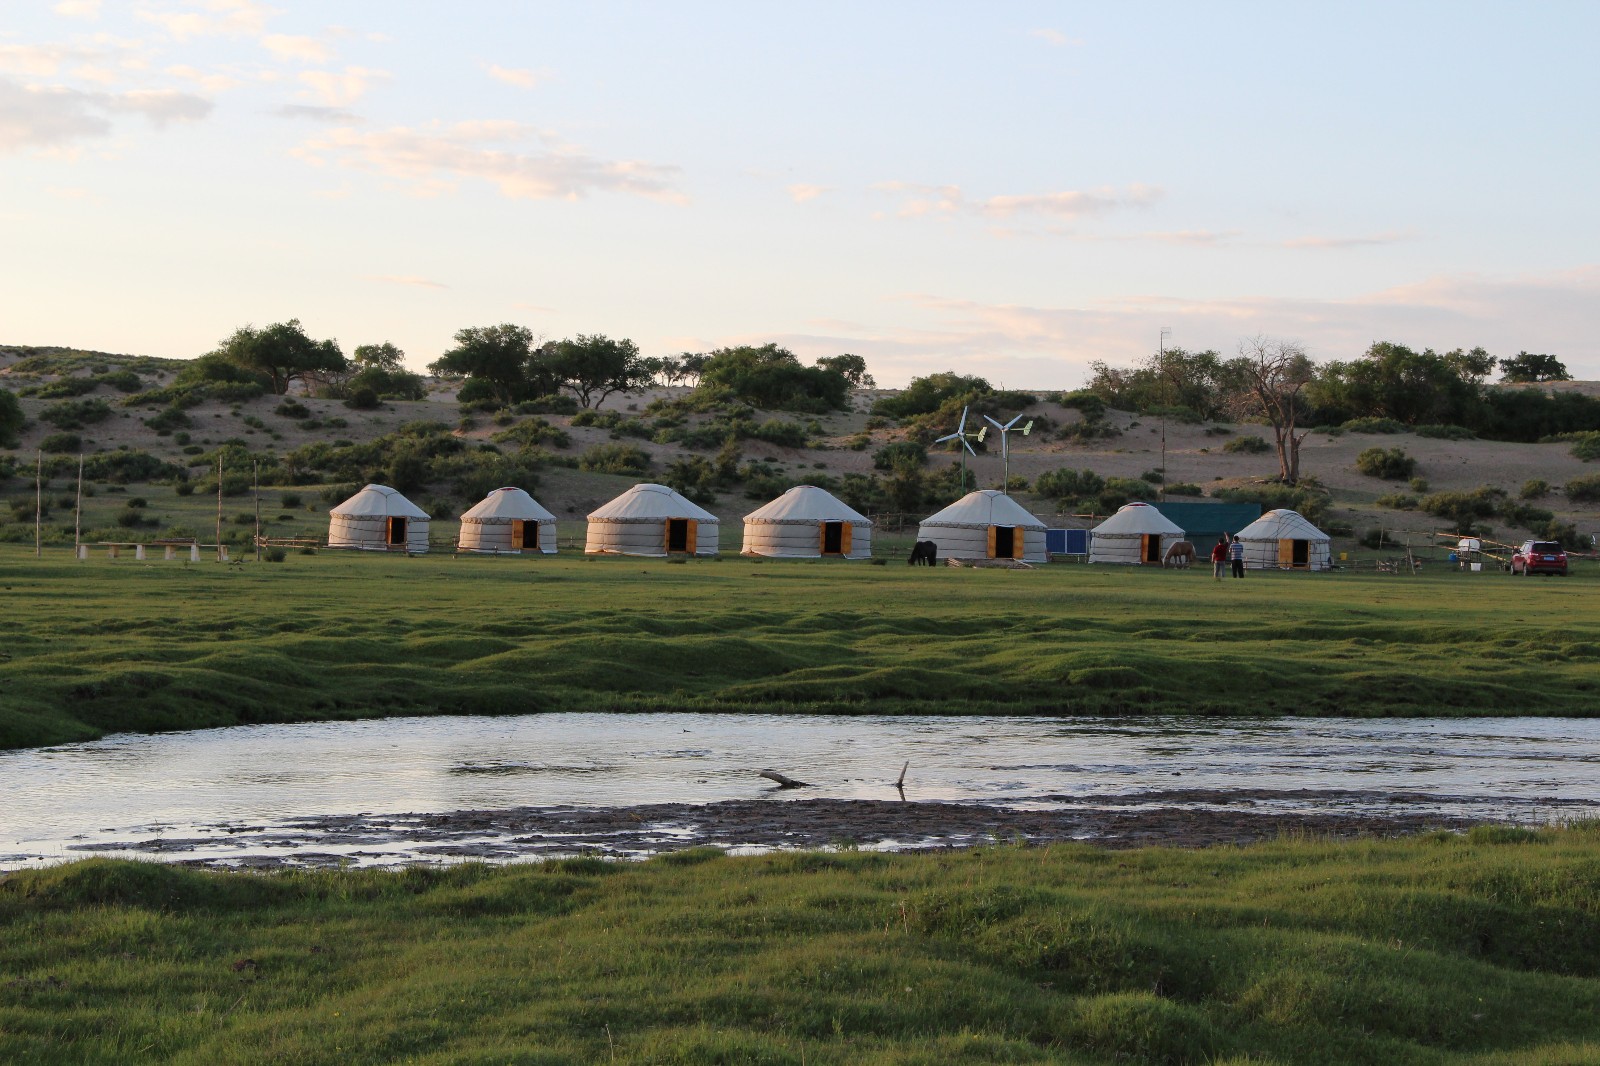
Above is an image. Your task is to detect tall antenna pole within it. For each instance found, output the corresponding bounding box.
[74,453,83,557]
[1158,326,1171,502]
[34,450,42,558]
[216,454,223,562]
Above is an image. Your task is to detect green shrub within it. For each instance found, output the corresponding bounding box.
[750,419,808,447]
[1376,493,1418,510]
[1140,468,1165,484]
[1415,423,1476,440]
[1035,468,1105,500]
[512,394,580,416]
[1342,416,1405,434]
[873,441,926,471]
[1163,482,1204,497]
[175,481,195,497]
[1004,475,1030,492]
[492,419,572,450]
[1408,476,1429,493]
[38,398,112,429]
[1521,478,1550,500]
[279,492,302,509]
[264,547,286,563]
[1355,446,1416,480]
[1569,432,1600,461]
[274,400,310,419]
[1360,527,1385,549]
[1421,487,1504,532]
[344,387,380,410]
[1213,482,1332,524]
[39,432,82,454]
[1565,474,1600,503]
[578,443,651,476]
[1223,435,1270,454]
[144,405,191,432]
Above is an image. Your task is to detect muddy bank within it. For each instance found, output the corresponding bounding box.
[51,789,1497,871]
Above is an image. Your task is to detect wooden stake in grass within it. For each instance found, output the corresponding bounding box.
[34,450,42,558]
[253,460,261,563]
[216,454,223,563]
[74,453,83,558]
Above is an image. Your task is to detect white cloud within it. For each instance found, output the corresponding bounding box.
[873,181,1160,221]
[1028,28,1081,47]
[262,34,331,63]
[0,75,211,153]
[165,64,242,93]
[786,183,829,204]
[54,0,102,18]
[485,64,549,89]
[292,120,687,204]
[298,66,388,106]
[366,274,447,290]
[1282,230,1415,249]
[138,0,277,41]
[274,102,360,123]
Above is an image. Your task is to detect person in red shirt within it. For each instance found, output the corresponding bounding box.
[1210,535,1229,581]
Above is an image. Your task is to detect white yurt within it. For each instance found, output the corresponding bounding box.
[457,486,558,554]
[585,483,720,557]
[917,489,1047,563]
[327,484,430,553]
[1088,502,1184,565]
[742,485,873,559]
[1233,508,1332,571]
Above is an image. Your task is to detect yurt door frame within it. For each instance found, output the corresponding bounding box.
[513,519,539,550]
[386,516,407,546]
[666,518,695,553]
[1282,538,1309,568]
[821,521,844,555]
[990,525,1017,559]
[1141,534,1162,564]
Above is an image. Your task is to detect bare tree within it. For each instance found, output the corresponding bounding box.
[1230,336,1315,484]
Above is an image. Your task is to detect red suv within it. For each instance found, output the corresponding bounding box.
[1511,540,1569,576]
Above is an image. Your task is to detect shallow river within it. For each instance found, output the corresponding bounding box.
[4,713,1598,869]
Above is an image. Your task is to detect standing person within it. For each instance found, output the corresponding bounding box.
[1229,532,1246,579]
[1210,535,1228,581]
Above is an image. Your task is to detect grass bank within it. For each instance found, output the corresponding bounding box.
[2,546,1597,750]
[4,827,1600,1064]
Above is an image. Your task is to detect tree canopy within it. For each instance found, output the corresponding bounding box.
[0,388,23,448]
[541,334,652,408]
[353,342,406,372]
[429,324,550,406]
[209,319,346,396]
[1499,351,1571,383]
[695,344,853,412]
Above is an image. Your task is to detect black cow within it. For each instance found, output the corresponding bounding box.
[908,540,939,566]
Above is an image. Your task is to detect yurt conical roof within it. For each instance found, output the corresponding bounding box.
[744,485,871,526]
[1235,508,1328,541]
[330,484,429,518]
[461,486,556,522]
[920,489,1045,530]
[1091,502,1183,536]
[588,483,719,523]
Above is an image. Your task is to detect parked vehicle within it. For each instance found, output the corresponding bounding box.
[1511,540,1569,576]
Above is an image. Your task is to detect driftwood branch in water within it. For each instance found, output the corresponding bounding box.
[758,770,811,789]
[896,761,909,789]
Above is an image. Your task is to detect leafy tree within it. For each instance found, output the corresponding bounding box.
[1035,467,1106,500]
[541,334,652,408]
[1229,336,1316,485]
[872,441,926,471]
[815,354,876,389]
[696,344,850,412]
[0,388,23,447]
[1306,342,1487,428]
[353,342,407,372]
[1498,351,1571,383]
[872,372,991,419]
[210,319,346,396]
[429,324,551,407]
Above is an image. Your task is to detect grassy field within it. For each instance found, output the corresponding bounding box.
[1,544,1597,751]
[4,828,1600,1064]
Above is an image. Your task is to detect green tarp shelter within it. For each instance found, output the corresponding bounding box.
[1149,501,1262,555]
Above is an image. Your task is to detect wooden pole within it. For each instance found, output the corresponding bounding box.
[74,453,83,557]
[216,455,223,562]
[253,460,261,562]
[34,450,42,557]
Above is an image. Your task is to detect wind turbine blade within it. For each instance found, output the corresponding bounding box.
[1005,413,1024,430]
[935,432,959,443]
[957,406,969,433]
[983,414,1004,430]
[962,440,976,457]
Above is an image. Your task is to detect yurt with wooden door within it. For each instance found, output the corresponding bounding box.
[328,484,431,553]
[742,484,873,559]
[1233,508,1331,571]
[917,489,1047,563]
[457,486,558,554]
[585,483,719,557]
[1088,502,1184,565]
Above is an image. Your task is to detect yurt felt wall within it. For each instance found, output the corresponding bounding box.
[1087,502,1185,565]
[1234,508,1332,571]
[457,487,558,554]
[585,483,720,557]
[742,485,873,559]
[328,484,431,553]
[916,489,1047,563]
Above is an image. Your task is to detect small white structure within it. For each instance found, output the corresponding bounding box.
[917,489,1047,563]
[586,483,719,557]
[328,484,430,553]
[742,485,873,559]
[1088,502,1184,565]
[1234,508,1331,571]
[457,486,557,554]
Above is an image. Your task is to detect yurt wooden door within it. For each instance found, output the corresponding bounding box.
[821,521,845,555]
[1141,534,1162,564]
[666,518,695,553]
[513,520,539,550]
[386,516,407,546]
[1281,539,1309,568]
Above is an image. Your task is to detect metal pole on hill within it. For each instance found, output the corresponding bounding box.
[1158,327,1170,503]
[253,460,261,562]
[34,450,42,558]
[216,455,223,562]
[74,453,83,558]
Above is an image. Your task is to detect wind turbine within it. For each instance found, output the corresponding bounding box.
[935,406,981,494]
[982,412,1034,494]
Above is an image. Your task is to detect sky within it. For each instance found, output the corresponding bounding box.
[3,1,1598,387]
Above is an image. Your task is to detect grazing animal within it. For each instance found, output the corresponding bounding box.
[1163,540,1196,569]
[908,540,939,566]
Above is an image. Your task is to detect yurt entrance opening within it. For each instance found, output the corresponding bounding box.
[667,519,693,553]
[821,521,845,555]
[514,520,539,550]
[1281,539,1310,568]
[1142,534,1162,563]
[992,526,1017,559]
[387,517,407,546]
